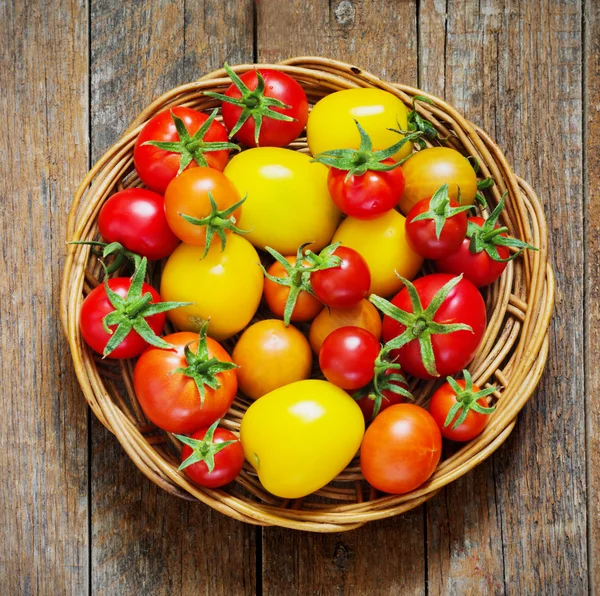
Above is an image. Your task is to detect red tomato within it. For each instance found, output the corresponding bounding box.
[327,159,405,219]
[177,422,244,488]
[134,106,235,193]
[360,404,442,494]
[376,274,486,379]
[355,368,409,423]
[97,188,179,260]
[133,331,238,434]
[309,246,371,309]
[213,66,308,147]
[319,326,380,390]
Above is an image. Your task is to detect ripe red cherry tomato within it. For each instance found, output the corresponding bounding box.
[309,246,371,309]
[327,159,406,219]
[97,188,179,260]
[134,106,235,193]
[360,403,442,494]
[355,368,409,423]
[319,326,380,390]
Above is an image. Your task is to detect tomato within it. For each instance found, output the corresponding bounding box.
[333,209,423,297]
[308,245,370,309]
[240,380,365,498]
[263,255,323,323]
[355,368,410,423]
[374,273,486,379]
[232,320,312,400]
[307,88,412,161]
[360,404,442,494]
[134,107,237,193]
[207,65,308,147]
[164,167,244,250]
[319,327,380,391]
[309,299,382,354]
[134,331,238,433]
[399,147,478,214]
[160,235,264,341]
[97,188,179,260]
[176,421,244,488]
[224,148,340,254]
[405,184,470,259]
[428,372,496,442]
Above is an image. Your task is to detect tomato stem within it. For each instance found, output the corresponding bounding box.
[442,370,497,430]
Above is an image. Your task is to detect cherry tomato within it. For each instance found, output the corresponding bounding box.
[134,331,238,434]
[309,300,382,354]
[355,368,409,423]
[360,404,442,494]
[134,106,234,193]
[97,188,179,260]
[232,320,312,400]
[319,327,380,390]
[309,246,371,309]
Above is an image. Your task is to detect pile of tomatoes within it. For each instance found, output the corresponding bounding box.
[78,64,535,499]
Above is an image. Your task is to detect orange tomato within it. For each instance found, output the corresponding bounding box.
[309,299,382,354]
[232,320,312,399]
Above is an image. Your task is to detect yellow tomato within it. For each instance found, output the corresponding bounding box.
[399,147,478,214]
[160,235,263,341]
[224,148,340,254]
[232,320,313,400]
[240,380,365,499]
[307,88,412,161]
[333,210,423,297]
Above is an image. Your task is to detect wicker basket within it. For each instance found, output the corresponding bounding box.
[60,57,554,532]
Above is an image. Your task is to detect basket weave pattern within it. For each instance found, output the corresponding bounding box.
[61,58,554,532]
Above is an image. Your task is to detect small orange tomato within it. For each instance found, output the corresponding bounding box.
[263,256,323,322]
[309,299,382,354]
[232,320,312,399]
[164,167,243,247]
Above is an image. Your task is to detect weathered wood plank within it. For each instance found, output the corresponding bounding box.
[0,0,90,594]
[89,1,256,594]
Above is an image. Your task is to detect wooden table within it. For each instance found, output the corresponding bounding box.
[1,0,593,593]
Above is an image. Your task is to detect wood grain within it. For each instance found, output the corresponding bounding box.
[0,0,90,594]
[89,1,256,594]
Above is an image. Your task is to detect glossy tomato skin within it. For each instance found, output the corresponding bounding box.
[97,188,179,260]
[263,256,323,322]
[355,368,409,423]
[232,320,312,400]
[429,380,490,442]
[333,209,423,297]
[399,147,478,215]
[360,404,442,494]
[319,327,380,391]
[327,161,405,220]
[309,300,382,354]
[221,69,308,147]
[240,380,365,498]
[80,279,166,359]
[180,427,244,488]
[134,332,238,434]
[307,88,412,161]
[160,235,264,341]
[164,167,242,246]
[310,247,371,309]
[134,106,230,194]
[406,197,468,260]
[435,217,509,287]
[382,274,486,379]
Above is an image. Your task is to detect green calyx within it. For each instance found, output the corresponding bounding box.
[369,275,473,377]
[204,63,295,146]
[175,419,237,474]
[171,321,238,406]
[178,191,250,259]
[101,257,191,357]
[313,120,422,179]
[443,370,497,430]
[142,108,240,174]
[387,95,443,150]
[409,184,472,240]
[467,193,538,263]
[69,240,141,274]
[302,242,342,271]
